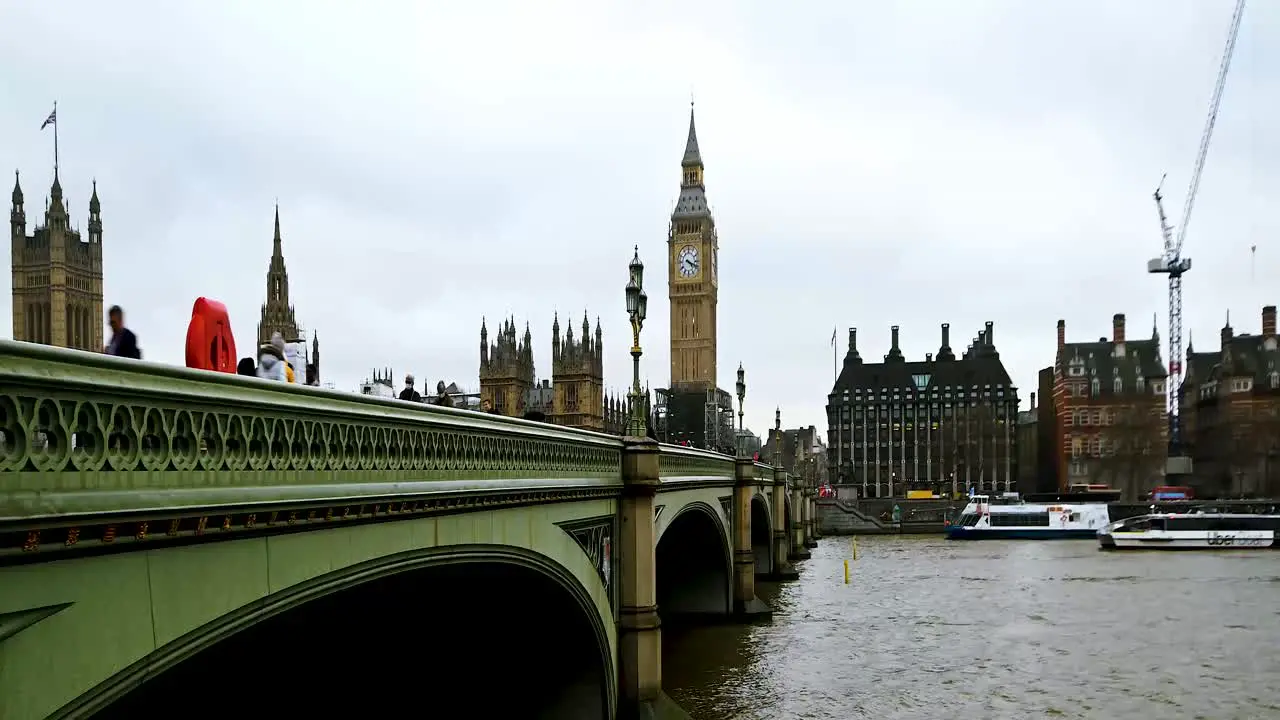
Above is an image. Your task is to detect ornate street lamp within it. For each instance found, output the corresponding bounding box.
[625,246,648,436]
[773,407,782,468]
[735,363,746,455]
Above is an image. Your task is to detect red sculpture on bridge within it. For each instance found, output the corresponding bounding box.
[185,297,237,374]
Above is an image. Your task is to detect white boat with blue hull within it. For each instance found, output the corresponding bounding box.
[1099,510,1280,550]
[945,494,1112,540]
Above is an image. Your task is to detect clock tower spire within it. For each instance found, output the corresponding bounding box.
[668,102,719,390]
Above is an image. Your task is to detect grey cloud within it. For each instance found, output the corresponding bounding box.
[0,0,1273,436]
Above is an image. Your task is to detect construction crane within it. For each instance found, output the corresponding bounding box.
[1148,0,1247,466]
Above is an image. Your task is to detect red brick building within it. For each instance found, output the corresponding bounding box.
[1048,313,1168,499]
[1180,305,1280,497]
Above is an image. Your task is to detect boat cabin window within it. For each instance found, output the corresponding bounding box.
[1121,518,1153,532]
[990,513,1051,527]
[1166,516,1280,532]
[957,513,981,527]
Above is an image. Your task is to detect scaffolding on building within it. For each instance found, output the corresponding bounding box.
[654,385,735,455]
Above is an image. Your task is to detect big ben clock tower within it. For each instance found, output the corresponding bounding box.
[668,104,719,391]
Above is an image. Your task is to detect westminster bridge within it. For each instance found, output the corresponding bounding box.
[0,341,818,720]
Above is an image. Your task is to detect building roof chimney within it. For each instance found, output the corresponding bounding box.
[886,325,903,361]
[1112,313,1126,345]
[937,323,954,361]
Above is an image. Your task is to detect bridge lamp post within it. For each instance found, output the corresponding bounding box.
[625,246,648,437]
[735,363,746,456]
[773,407,782,469]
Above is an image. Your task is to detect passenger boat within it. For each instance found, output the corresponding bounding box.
[945,493,1112,540]
[1098,508,1280,550]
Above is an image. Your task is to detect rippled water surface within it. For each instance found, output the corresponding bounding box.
[663,536,1280,720]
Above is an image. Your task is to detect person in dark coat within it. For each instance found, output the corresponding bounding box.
[399,374,422,402]
[434,380,454,408]
[105,305,142,359]
[237,358,257,377]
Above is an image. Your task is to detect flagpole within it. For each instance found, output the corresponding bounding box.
[53,101,58,173]
[832,326,841,486]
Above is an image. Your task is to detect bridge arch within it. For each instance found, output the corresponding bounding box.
[78,545,614,720]
[750,495,773,576]
[655,501,732,619]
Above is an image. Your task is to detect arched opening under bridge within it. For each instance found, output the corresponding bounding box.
[91,550,611,720]
[751,496,772,576]
[655,503,731,623]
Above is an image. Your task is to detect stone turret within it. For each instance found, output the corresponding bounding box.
[258,204,303,346]
[10,168,103,350]
[10,170,24,232]
[550,310,605,430]
[479,316,536,417]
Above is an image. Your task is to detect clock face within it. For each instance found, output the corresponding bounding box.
[678,245,700,278]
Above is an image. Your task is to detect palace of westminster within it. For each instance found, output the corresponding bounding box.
[8,106,739,446]
[477,104,728,442]
[10,162,322,384]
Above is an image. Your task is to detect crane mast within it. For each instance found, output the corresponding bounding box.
[1148,0,1246,460]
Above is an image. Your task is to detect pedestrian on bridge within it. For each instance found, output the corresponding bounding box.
[399,374,422,402]
[434,380,454,407]
[104,305,141,359]
[256,333,289,382]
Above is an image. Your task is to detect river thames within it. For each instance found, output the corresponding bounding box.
[664,535,1280,720]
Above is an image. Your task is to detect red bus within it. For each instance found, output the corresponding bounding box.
[1150,485,1194,501]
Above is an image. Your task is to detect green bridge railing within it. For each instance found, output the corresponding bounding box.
[657,442,736,481]
[0,341,765,529]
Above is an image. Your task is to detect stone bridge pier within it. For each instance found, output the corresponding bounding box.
[618,441,780,719]
[731,459,772,617]
[805,487,821,548]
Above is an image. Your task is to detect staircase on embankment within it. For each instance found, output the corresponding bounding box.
[817,497,960,535]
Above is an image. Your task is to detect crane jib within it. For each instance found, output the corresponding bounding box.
[1149,0,1246,453]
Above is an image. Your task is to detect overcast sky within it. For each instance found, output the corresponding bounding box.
[1,1,1274,436]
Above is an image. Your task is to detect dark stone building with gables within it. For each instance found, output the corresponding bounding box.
[1181,305,1280,497]
[826,322,1019,499]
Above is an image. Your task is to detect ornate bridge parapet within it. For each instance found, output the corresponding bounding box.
[0,340,623,563]
[0,340,805,719]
